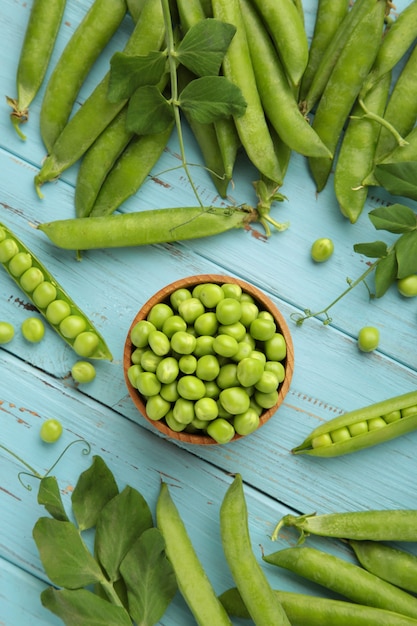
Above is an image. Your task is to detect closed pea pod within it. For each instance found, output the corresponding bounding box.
[7,0,66,139]
[156,481,232,626]
[309,0,388,192]
[211,0,284,185]
[249,0,308,87]
[220,474,291,625]
[272,509,417,543]
[0,222,112,360]
[239,0,332,159]
[334,72,391,223]
[34,0,166,195]
[291,389,417,457]
[40,0,128,153]
[219,586,417,626]
[263,546,417,619]
[350,540,417,595]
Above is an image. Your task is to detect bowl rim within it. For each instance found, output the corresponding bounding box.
[123,274,294,445]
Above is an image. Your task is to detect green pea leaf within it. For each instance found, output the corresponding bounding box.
[37,476,69,522]
[353,241,388,258]
[120,527,177,625]
[395,231,417,279]
[71,456,119,531]
[108,51,167,103]
[179,76,247,124]
[126,86,174,134]
[95,485,154,583]
[41,587,132,626]
[375,251,398,297]
[374,162,417,201]
[176,19,236,77]
[368,204,417,234]
[33,518,105,589]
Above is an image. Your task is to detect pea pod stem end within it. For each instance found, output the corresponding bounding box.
[271,512,314,542]
[6,96,28,140]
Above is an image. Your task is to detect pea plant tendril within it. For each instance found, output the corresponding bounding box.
[106,0,288,234]
[292,203,417,326]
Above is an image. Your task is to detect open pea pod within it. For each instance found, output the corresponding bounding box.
[0,221,112,360]
[292,390,417,457]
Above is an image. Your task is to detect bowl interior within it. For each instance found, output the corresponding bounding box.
[123,274,294,444]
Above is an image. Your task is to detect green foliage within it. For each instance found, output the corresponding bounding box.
[374,162,417,202]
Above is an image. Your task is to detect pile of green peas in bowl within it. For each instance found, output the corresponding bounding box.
[123,275,294,444]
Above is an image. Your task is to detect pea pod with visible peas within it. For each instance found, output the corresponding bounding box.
[220,474,291,625]
[262,546,417,620]
[0,222,112,360]
[291,389,417,457]
[219,586,417,626]
[6,0,66,140]
[309,0,388,192]
[350,540,417,595]
[39,0,128,153]
[156,481,233,625]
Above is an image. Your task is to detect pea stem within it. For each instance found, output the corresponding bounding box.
[356,96,409,148]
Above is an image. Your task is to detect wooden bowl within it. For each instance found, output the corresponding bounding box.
[123,274,294,444]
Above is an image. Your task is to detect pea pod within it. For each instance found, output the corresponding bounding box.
[291,389,417,457]
[156,481,232,625]
[211,0,284,185]
[334,72,391,223]
[239,0,332,159]
[39,0,128,153]
[219,587,417,626]
[272,509,417,543]
[0,222,112,360]
[34,0,166,195]
[7,0,66,139]
[350,540,417,595]
[263,546,417,619]
[308,0,387,192]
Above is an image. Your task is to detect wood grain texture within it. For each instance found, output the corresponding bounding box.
[1,0,416,624]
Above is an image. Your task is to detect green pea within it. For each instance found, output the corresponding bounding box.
[265,333,287,361]
[170,330,196,355]
[382,409,401,423]
[173,397,195,424]
[46,299,72,325]
[401,405,417,418]
[368,417,386,430]
[136,371,162,397]
[221,282,242,300]
[170,287,192,310]
[236,357,264,387]
[177,375,206,401]
[0,321,15,344]
[250,317,276,341]
[330,426,351,443]
[234,408,260,436]
[239,301,259,327]
[265,360,285,383]
[206,417,235,444]
[231,341,253,362]
[140,349,163,372]
[249,350,266,365]
[148,329,171,356]
[162,314,187,338]
[193,335,215,356]
[178,297,205,324]
[59,314,87,339]
[219,387,251,415]
[71,361,96,384]
[165,409,187,432]
[0,238,19,262]
[194,311,218,336]
[73,332,100,357]
[195,397,219,421]
[20,267,44,293]
[21,317,45,342]
[156,356,180,384]
[254,389,279,409]
[216,298,242,325]
[32,281,57,308]
[218,321,246,342]
[146,394,171,420]
[213,334,239,358]
[311,433,333,448]
[204,380,221,399]
[8,252,32,277]
[147,302,174,329]
[160,381,179,403]
[178,354,197,374]
[255,370,279,394]
[217,363,239,389]
[127,363,143,388]
[131,347,146,364]
[130,320,156,347]
[198,283,225,308]
[348,421,369,437]
[196,354,220,381]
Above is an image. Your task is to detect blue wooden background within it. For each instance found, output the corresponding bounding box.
[1,0,416,623]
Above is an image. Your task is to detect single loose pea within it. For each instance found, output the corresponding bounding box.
[221,283,242,300]
[71,360,96,383]
[213,334,239,358]
[311,237,334,262]
[254,389,279,409]
[265,333,287,361]
[206,417,235,443]
[40,418,63,443]
[255,370,279,394]
[32,281,57,308]
[178,297,205,324]
[178,354,197,375]
[8,252,32,277]
[165,409,187,432]
[231,341,253,362]
[21,317,45,342]
[177,375,206,400]
[0,238,19,262]
[146,394,171,420]
[173,397,195,424]
[397,274,417,297]
[162,315,187,338]
[148,329,171,356]
[198,283,225,308]
[73,332,100,357]
[219,387,251,415]
[170,287,192,310]
[140,349,163,372]
[156,356,180,384]
[218,321,246,342]
[136,371,162,397]
[265,360,285,383]
[130,320,156,347]
[160,381,179,403]
[194,397,219,421]
[216,298,242,325]
[239,301,259,327]
[46,299,71,325]
[250,317,276,341]
[147,302,174,329]
[357,326,380,352]
[234,408,260,436]
[196,354,220,381]
[59,314,87,339]
[193,335,215,357]
[20,267,44,293]
[170,330,196,355]
[236,357,264,387]
[131,347,146,365]
[217,363,239,389]
[127,364,143,388]
[0,321,14,344]
[194,311,218,336]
